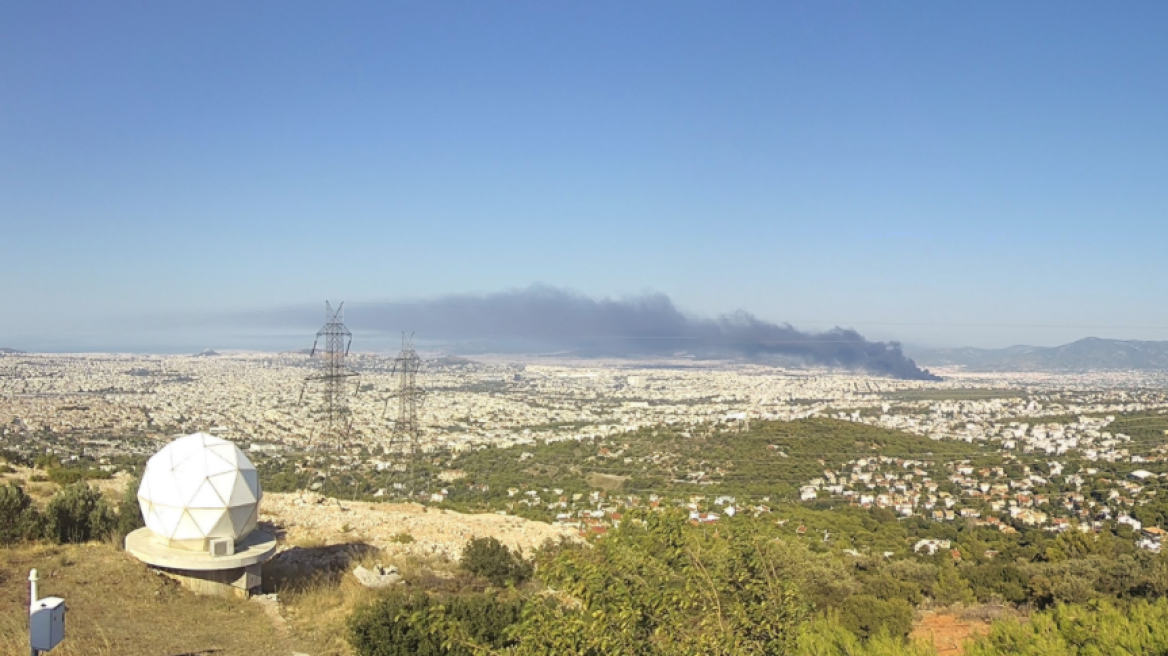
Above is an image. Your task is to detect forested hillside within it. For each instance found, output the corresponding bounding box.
[444,418,988,511]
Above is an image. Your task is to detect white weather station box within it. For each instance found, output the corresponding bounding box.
[29,569,66,654]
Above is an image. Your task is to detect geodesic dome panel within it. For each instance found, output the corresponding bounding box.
[138,432,262,545]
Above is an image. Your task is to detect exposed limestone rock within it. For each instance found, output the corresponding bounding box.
[353,564,402,588]
[261,491,581,562]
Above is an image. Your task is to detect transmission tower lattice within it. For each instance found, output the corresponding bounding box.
[300,301,359,446]
[384,333,426,495]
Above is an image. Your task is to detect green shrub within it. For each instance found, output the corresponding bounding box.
[839,594,914,640]
[963,563,1029,604]
[862,572,925,605]
[966,599,1168,656]
[348,590,523,656]
[460,537,532,587]
[933,560,976,606]
[47,467,112,486]
[0,483,42,544]
[0,450,29,467]
[43,482,116,544]
[114,474,145,540]
[798,612,937,656]
[520,511,809,655]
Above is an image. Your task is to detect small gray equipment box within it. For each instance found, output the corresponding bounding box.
[30,596,65,652]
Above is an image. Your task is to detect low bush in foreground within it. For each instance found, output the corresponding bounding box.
[337,512,1168,656]
[839,594,914,640]
[348,590,523,656]
[966,599,1168,656]
[460,536,532,587]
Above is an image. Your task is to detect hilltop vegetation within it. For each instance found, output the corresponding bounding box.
[442,418,987,512]
[8,499,1168,655]
[341,509,1168,656]
[12,412,1168,654]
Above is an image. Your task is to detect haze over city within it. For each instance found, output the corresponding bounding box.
[3,2,1167,353]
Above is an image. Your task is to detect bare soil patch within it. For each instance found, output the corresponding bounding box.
[585,472,629,491]
[911,611,991,656]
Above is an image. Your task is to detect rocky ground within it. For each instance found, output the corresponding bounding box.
[261,491,580,561]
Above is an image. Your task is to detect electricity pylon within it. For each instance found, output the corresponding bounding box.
[384,333,426,496]
[301,301,359,447]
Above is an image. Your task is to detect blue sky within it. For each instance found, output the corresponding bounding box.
[2,2,1166,351]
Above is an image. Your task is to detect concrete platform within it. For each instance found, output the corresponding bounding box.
[125,528,277,570]
[125,528,277,598]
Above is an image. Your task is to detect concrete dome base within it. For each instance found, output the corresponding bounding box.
[125,527,277,598]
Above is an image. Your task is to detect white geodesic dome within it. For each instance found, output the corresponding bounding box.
[138,432,262,548]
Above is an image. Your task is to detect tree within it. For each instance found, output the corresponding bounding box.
[962,563,1028,604]
[0,483,42,544]
[113,474,145,541]
[933,560,975,607]
[43,482,116,544]
[797,612,937,656]
[460,537,532,587]
[839,595,914,640]
[862,573,925,605]
[349,590,523,656]
[513,511,808,656]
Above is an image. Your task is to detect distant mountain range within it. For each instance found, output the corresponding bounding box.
[911,338,1168,372]
[0,348,26,354]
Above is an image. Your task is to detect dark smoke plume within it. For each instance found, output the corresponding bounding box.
[341,286,938,380]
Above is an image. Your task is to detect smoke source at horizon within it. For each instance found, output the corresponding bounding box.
[297,287,938,380]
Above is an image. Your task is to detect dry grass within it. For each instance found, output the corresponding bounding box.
[261,544,391,656]
[957,601,1016,623]
[90,472,133,500]
[24,481,59,502]
[1,527,483,656]
[275,567,379,656]
[0,542,301,656]
[0,466,129,504]
[1,466,58,502]
[263,543,477,656]
[289,534,329,550]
